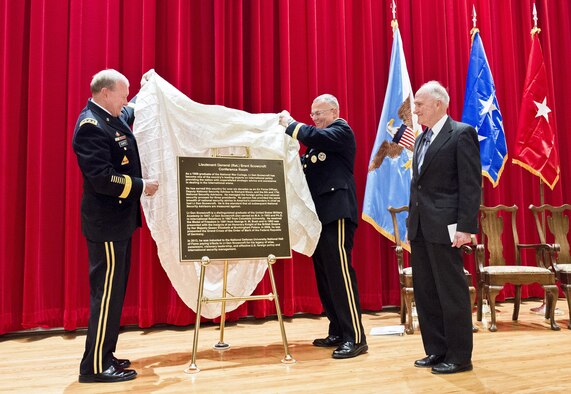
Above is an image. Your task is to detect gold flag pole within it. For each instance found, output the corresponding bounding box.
[529,2,548,315]
[532,3,546,236]
[471,5,484,245]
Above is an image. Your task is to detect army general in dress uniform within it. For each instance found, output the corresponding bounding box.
[72,69,158,383]
[279,94,367,359]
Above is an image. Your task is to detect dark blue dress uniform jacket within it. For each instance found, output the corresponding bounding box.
[72,99,144,242]
[285,118,358,226]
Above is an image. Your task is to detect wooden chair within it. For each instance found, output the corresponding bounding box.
[388,206,477,335]
[475,204,560,332]
[530,204,571,329]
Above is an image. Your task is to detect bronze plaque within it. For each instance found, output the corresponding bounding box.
[178,157,292,261]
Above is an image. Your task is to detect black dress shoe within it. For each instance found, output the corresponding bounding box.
[312,335,343,347]
[431,362,473,374]
[414,354,445,368]
[332,341,368,359]
[78,364,137,383]
[112,356,131,369]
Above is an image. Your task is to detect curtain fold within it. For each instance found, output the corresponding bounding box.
[1,0,570,334]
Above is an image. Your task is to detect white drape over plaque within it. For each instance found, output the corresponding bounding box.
[133,70,321,318]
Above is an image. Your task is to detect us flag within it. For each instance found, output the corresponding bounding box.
[392,124,416,148]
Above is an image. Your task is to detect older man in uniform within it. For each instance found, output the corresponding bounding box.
[279,94,367,359]
[73,69,158,383]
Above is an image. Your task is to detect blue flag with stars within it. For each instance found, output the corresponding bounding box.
[461,31,507,187]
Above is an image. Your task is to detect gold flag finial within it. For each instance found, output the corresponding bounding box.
[470,5,479,38]
[391,0,398,31]
[531,3,541,36]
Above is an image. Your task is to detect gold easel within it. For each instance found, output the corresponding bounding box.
[185,255,295,373]
[184,147,295,373]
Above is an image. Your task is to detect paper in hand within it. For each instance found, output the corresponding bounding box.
[447,223,457,243]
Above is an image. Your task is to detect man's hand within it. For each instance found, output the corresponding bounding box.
[143,179,159,197]
[452,231,472,248]
[140,69,155,88]
[279,110,294,128]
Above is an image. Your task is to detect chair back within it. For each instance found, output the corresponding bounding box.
[529,204,571,264]
[479,205,520,266]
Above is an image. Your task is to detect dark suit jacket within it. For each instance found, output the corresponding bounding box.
[285,118,358,226]
[72,99,144,242]
[408,117,481,244]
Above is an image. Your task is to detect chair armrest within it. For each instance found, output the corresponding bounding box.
[460,244,476,276]
[394,245,405,275]
[517,243,555,269]
[517,243,552,250]
[461,244,474,255]
[471,244,486,274]
[545,243,561,272]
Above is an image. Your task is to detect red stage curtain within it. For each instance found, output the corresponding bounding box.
[1,0,570,335]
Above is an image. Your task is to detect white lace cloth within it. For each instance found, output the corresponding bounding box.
[133,70,321,318]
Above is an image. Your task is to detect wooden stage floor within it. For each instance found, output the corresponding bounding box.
[1,299,570,393]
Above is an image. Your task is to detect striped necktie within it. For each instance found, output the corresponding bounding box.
[417,128,433,171]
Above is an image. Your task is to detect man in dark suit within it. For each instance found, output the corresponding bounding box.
[408,81,481,374]
[279,94,367,359]
[73,69,158,383]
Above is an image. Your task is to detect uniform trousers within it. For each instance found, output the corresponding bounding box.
[410,224,472,364]
[80,239,131,375]
[312,219,366,344]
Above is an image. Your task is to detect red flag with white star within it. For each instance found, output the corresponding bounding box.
[512,33,560,189]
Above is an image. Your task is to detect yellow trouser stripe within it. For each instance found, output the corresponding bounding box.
[118,175,132,198]
[337,219,361,343]
[93,242,116,373]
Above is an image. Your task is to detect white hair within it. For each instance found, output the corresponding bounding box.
[90,69,129,94]
[313,94,339,109]
[416,81,450,106]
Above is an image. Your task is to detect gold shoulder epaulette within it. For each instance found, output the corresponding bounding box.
[80,117,98,127]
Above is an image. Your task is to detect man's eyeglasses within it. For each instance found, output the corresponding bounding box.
[310,108,334,118]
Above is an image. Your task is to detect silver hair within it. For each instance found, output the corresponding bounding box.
[416,81,450,106]
[313,94,339,109]
[90,69,129,94]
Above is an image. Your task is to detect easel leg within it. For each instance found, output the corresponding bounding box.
[185,257,210,374]
[267,255,296,364]
[214,260,230,350]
